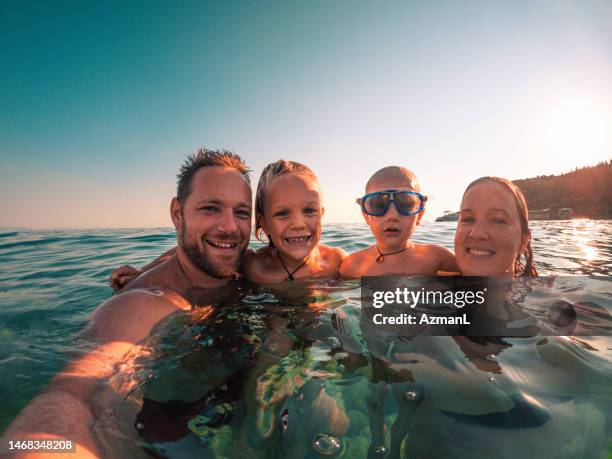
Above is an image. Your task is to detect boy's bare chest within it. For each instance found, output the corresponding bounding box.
[364,252,436,276]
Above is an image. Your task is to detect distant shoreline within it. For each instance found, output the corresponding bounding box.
[435,161,612,221]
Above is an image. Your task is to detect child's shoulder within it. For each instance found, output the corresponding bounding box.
[413,243,457,271]
[242,246,275,276]
[342,246,372,262]
[318,244,348,262]
[339,246,374,278]
[415,243,453,255]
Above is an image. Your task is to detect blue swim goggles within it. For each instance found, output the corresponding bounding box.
[357,189,426,216]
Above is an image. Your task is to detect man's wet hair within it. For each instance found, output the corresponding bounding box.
[176,147,251,202]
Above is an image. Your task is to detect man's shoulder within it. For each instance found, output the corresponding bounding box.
[87,288,190,344]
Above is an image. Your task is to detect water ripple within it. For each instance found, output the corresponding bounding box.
[0,221,610,435]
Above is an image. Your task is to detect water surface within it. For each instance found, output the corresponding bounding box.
[0,221,610,457]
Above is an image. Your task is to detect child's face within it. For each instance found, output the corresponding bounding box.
[260,173,324,261]
[362,179,424,251]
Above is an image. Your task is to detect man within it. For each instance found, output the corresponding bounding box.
[4,148,252,458]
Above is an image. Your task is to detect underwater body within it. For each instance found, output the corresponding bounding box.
[1,221,611,458]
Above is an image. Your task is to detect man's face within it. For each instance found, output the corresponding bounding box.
[173,167,252,279]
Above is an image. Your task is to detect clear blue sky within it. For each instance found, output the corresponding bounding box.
[1,0,611,227]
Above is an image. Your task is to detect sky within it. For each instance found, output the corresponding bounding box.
[1,0,611,228]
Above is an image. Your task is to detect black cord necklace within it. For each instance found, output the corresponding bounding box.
[276,249,310,280]
[375,246,408,263]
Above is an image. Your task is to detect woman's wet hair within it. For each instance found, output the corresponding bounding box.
[463,176,538,277]
[254,159,319,243]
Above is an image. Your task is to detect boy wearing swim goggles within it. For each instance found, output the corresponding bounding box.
[340,166,457,278]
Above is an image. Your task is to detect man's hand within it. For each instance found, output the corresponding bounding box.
[5,288,190,458]
[109,265,142,291]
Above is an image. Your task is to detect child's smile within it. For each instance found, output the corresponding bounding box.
[284,234,312,244]
[260,173,323,262]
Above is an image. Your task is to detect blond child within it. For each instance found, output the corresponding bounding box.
[110,160,346,289]
[243,160,346,284]
[340,166,457,278]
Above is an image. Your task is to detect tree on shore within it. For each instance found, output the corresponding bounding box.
[513,160,612,219]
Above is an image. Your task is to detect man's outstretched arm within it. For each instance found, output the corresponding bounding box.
[3,289,188,458]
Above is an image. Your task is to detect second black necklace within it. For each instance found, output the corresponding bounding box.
[375,246,408,263]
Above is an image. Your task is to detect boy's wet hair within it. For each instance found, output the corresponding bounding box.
[366,166,421,193]
[177,147,251,202]
[255,159,319,242]
[463,177,538,277]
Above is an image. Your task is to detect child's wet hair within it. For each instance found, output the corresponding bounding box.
[366,166,421,193]
[254,159,319,242]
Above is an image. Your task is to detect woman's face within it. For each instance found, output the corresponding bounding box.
[454,181,527,276]
[259,173,323,262]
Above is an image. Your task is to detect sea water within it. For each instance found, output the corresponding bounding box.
[0,221,611,458]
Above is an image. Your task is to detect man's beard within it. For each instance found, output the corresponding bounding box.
[180,221,243,280]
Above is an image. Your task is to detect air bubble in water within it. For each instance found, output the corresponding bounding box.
[280,409,289,435]
[312,433,342,456]
[327,337,341,349]
[404,390,419,401]
[135,422,144,430]
[372,444,387,455]
[489,377,495,382]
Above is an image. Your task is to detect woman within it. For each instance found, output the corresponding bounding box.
[454,176,537,277]
[382,177,606,458]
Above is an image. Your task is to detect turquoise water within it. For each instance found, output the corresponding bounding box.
[0,221,611,457]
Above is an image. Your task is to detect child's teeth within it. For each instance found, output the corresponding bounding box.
[286,236,309,243]
[469,249,493,256]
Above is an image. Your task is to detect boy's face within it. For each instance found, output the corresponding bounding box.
[361,178,424,251]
